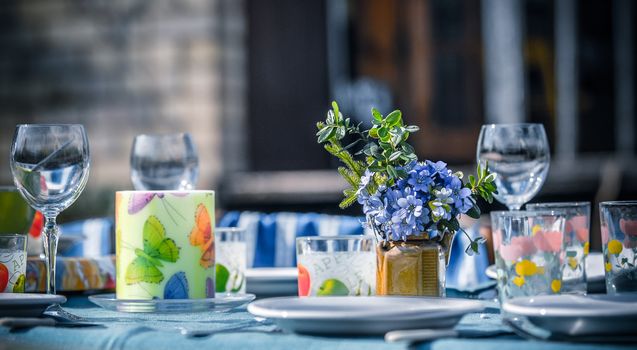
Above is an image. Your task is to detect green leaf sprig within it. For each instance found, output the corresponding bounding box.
[316,102,370,208]
[316,101,420,208]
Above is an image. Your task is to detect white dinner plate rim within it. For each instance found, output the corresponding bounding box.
[502,294,637,317]
[245,268,297,282]
[248,296,484,320]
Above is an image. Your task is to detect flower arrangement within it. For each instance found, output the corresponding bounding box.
[316,101,497,254]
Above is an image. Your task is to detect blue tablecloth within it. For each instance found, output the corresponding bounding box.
[1,295,634,350]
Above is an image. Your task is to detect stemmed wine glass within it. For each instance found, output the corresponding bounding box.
[476,123,550,210]
[130,133,199,190]
[10,124,90,294]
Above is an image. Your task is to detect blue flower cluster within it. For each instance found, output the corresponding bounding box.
[358,161,474,241]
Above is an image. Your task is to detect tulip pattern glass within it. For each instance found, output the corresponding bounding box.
[491,211,566,302]
[215,227,246,294]
[296,236,375,297]
[477,124,550,210]
[10,124,90,294]
[600,201,637,294]
[527,202,590,294]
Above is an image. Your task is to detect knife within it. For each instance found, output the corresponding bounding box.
[385,328,511,343]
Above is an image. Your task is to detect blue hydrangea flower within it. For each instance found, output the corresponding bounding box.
[454,187,473,214]
[426,160,447,176]
[357,170,373,193]
[356,159,476,241]
[444,174,462,190]
[366,195,391,226]
[407,167,433,192]
[434,187,454,204]
[430,188,454,222]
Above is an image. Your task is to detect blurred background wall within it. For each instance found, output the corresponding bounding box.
[0,0,635,249]
[0,0,246,219]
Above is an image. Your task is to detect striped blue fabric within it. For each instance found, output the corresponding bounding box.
[218,211,367,268]
[58,218,113,257]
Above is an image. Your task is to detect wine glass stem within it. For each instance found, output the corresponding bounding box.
[42,215,59,295]
[508,204,523,211]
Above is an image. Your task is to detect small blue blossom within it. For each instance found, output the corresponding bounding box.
[408,167,433,192]
[426,160,447,176]
[445,175,462,190]
[433,187,454,204]
[430,202,447,222]
[367,196,391,226]
[454,187,473,214]
[357,188,371,206]
[360,170,372,187]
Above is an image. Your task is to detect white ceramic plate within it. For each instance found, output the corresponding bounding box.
[246,268,298,296]
[247,296,484,335]
[0,293,66,317]
[486,252,605,291]
[503,294,637,337]
[89,293,255,313]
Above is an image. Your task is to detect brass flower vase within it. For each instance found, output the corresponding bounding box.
[376,232,454,297]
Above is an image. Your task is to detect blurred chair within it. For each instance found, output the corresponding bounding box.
[58,218,113,257]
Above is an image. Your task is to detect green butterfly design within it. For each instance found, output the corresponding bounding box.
[125,215,180,285]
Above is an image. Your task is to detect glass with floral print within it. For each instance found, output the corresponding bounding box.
[600,201,637,294]
[491,210,567,304]
[527,202,590,295]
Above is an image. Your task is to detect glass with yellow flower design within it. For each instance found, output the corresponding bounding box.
[527,202,590,295]
[600,201,637,294]
[491,210,567,304]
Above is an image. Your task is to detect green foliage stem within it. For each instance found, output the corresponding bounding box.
[316,101,420,208]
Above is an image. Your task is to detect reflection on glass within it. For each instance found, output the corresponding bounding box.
[130,133,199,191]
[477,123,550,210]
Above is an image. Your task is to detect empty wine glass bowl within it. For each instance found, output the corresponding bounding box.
[130,133,199,191]
[10,125,90,217]
[10,124,90,294]
[477,123,550,210]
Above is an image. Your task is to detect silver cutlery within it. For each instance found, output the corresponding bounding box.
[385,328,511,343]
[179,318,279,337]
[0,317,102,330]
[43,305,120,326]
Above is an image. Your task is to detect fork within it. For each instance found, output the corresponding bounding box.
[178,318,280,337]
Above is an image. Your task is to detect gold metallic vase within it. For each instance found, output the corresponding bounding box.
[375,232,453,297]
